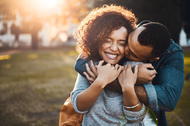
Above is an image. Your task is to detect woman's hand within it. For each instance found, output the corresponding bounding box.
[119,65,143,111]
[118,65,138,90]
[95,60,123,88]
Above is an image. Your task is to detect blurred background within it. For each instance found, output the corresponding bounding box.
[0,0,190,126]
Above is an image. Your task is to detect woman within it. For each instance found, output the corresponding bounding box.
[71,5,147,125]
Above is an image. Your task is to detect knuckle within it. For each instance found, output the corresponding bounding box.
[149,78,153,81]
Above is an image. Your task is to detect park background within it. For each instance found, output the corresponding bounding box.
[0,0,190,126]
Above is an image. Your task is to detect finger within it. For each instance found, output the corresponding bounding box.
[107,63,111,66]
[83,72,95,82]
[89,81,93,84]
[124,65,128,69]
[139,63,153,69]
[143,63,154,69]
[121,66,124,71]
[117,65,123,73]
[152,74,156,79]
[86,63,96,79]
[134,65,138,75]
[127,64,132,69]
[97,60,104,67]
[90,60,97,76]
[115,64,119,70]
[150,69,157,75]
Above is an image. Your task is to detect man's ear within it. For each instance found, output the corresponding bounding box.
[149,57,159,62]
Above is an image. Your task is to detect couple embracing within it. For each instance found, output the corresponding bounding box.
[70,5,184,126]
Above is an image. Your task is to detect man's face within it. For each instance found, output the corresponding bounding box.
[99,27,127,64]
[125,26,153,62]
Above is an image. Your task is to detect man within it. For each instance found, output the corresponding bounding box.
[124,21,184,126]
[75,21,184,126]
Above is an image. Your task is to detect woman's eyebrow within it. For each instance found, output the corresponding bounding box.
[106,37,112,39]
[107,37,126,42]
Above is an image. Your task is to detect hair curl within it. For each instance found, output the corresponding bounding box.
[74,4,137,61]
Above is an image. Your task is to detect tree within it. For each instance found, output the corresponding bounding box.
[0,0,90,49]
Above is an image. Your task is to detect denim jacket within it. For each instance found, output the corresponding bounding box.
[143,40,184,126]
[74,40,184,126]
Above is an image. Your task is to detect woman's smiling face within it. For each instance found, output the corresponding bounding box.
[98,27,128,64]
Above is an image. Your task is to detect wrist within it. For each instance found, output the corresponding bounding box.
[122,85,134,93]
[94,77,107,88]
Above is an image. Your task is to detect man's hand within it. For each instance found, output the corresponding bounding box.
[136,63,157,84]
[83,60,97,84]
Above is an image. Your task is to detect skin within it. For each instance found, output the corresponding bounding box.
[99,27,127,65]
[125,26,158,85]
[77,27,142,111]
[84,26,159,105]
[124,26,159,104]
[125,26,159,62]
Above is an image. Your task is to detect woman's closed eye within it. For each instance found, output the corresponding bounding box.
[118,42,126,46]
[106,39,112,43]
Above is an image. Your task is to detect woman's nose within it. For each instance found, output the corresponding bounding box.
[110,43,117,51]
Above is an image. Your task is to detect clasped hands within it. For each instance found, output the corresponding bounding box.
[83,60,157,89]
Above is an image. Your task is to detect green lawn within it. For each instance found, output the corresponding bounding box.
[0,48,78,126]
[0,47,189,126]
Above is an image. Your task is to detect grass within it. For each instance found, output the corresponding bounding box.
[0,48,78,126]
[0,47,189,126]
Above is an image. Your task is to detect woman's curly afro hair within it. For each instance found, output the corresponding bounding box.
[74,4,137,61]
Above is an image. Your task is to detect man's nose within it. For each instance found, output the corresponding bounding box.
[125,46,130,55]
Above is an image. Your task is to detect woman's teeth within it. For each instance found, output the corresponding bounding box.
[106,53,117,58]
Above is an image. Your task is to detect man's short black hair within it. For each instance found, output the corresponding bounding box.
[137,20,151,27]
[138,22,171,57]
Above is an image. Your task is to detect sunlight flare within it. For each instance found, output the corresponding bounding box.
[0,55,10,60]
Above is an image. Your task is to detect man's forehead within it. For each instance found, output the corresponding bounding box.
[128,26,153,61]
[130,26,145,38]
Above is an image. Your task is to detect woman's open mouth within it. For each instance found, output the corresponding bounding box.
[105,52,118,59]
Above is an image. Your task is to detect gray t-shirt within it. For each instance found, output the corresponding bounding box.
[71,74,157,126]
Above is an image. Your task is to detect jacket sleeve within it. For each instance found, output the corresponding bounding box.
[74,54,99,77]
[144,50,184,112]
[123,104,148,123]
[74,54,91,77]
